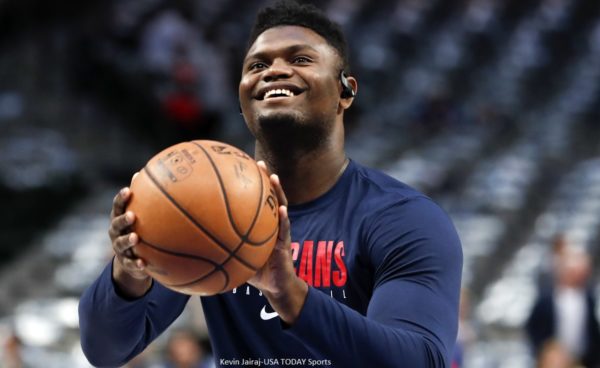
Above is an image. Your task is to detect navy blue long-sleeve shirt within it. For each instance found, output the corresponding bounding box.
[79,159,463,367]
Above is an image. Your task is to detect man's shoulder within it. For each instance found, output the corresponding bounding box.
[351,160,428,204]
[350,161,456,239]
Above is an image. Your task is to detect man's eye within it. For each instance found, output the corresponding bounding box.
[293,56,311,64]
[249,62,268,70]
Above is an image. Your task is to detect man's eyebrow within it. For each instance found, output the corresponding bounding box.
[245,44,320,62]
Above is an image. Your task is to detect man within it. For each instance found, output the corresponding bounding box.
[526,245,600,367]
[79,2,463,367]
[158,328,212,368]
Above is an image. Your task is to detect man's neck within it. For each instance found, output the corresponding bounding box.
[255,144,348,205]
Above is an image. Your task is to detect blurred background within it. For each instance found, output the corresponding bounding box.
[1,0,599,367]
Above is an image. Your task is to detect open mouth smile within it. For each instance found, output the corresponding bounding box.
[264,88,295,99]
[255,85,305,100]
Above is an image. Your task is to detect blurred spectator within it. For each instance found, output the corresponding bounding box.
[139,7,199,77]
[138,5,224,146]
[162,60,205,135]
[452,288,477,368]
[474,102,517,142]
[125,345,159,368]
[157,329,213,368]
[411,88,464,141]
[2,333,24,368]
[160,54,218,144]
[536,234,569,289]
[537,340,576,368]
[525,245,600,367]
[138,3,231,110]
[550,234,568,258]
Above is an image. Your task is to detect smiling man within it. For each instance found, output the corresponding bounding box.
[78,2,463,367]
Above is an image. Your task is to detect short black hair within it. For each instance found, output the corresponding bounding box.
[248,0,350,71]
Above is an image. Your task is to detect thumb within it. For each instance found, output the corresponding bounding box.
[276,205,291,251]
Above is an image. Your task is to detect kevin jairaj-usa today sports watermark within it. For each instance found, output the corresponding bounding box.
[219,357,333,366]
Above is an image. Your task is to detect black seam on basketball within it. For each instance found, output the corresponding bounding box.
[251,224,278,246]
[175,238,259,292]
[150,227,274,292]
[192,142,277,246]
[138,237,221,266]
[139,238,230,291]
[240,166,277,246]
[169,231,268,289]
[192,142,264,243]
[217,238,260,273]
[169,265,230,292]
[142,166,257,271]
[245,168,278,245]
[165,268,229,293]
[240,160,264,244]
[246,160,279,246]
[242,161,278,246]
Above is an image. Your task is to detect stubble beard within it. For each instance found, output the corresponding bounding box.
[254,110,331,170]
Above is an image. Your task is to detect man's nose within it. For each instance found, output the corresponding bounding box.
[263,59,293,82]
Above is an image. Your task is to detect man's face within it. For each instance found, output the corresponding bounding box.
[239,25,344,146]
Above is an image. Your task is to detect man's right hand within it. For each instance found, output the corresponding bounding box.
[108,187,152,298]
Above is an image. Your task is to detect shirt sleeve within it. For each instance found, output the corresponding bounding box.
[78,259,190,367]
[284,196,463,367]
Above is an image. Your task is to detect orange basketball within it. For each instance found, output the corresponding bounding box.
[126,140,278,295]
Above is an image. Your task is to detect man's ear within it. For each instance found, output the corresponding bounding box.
[339,73,357,110]
[340,71,355,99]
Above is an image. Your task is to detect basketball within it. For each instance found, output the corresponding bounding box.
[126,140,279,295]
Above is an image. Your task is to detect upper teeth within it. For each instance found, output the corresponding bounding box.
[264,89,294,99]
